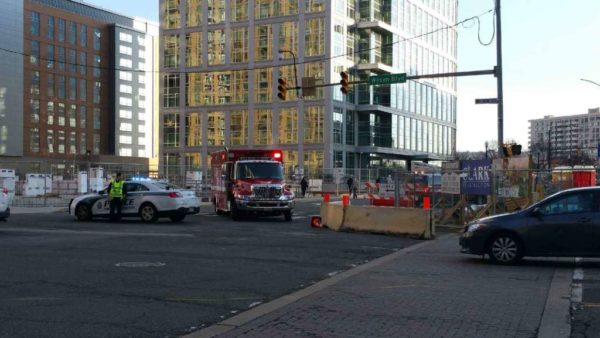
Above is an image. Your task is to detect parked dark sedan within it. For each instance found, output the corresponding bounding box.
[460,187,600,264]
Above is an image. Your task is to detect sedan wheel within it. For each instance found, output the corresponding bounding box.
[488,234,522,264]
[75,204,92,221]
[140,204,158,223]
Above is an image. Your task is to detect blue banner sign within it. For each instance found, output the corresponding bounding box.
[460,159,492,195]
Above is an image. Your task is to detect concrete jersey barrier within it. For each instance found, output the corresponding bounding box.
[320,202,432,239]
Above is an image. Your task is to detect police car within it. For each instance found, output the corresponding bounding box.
[0,188,10,221]
[68,180,200,223]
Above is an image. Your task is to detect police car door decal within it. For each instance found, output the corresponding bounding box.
[93,197,110,215]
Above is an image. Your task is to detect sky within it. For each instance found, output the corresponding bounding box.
[85,0,600,152]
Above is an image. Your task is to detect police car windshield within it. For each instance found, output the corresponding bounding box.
[236,162,284,180]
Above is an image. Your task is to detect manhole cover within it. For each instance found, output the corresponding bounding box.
[115,262,166,268]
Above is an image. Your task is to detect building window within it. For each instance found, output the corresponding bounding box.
[57,75,65,99]
[119,110,132,119]
[29,41,40,66]
[185,153,202,170]
[278,22,298,59]
[138,50,146,59]
[119,45,132,56]
[120,71,132,81]
[30,71,40,96]
[255,68,271,103]
[93,108,101,129]
[119,32,132,43]
[138,75,146,84]
[69,132,77,154]
[79,106,86,129]
[119,58,132,68]
[30,12,40,36]
[46,74,54,98]
[254,109,272,145]
[305,18,325,56]
[231,0,249,21]
[58,131,65,154]
[207,111,225,146]
[47,102,54,125]
[207,30,226,65]
[79,52,86,75]
[186,0,202,27]
[119,84,132,94]
[69,77,76,100]
[303,151,324,175]
[231,27,248,63]
[46,45,54,69]
[305,0,324,13]
[164,35,179,68]
[304,106,324,144]
[279,108,297,144]
[68,49,77,72]
[58,19,65,42]
[47,16,54,40]
[69,104,76,128]
[30,99,39,124]
[79,79,86,101]
[93,28,101,50]
[93,56,101,78]
[119,97,132,106]
[208,0,226,24]
[346,110,355,146]
[163,74,180,107]
[119,148,132,157]
[185,112,202,147]
[93,134,100,155]
[93,82,101,104]
[303,62,324,99]
[47,130,54,153]
[57,47,65,70]
[30,128,39,152]
[119,122,132,132]
[255,25,272,61]
[79,24,87,47]
[69,21,77,45]
[163,114,180,147]
[162,0,180,29]
[230,110,248,145]
[333,109,343,144]
[80,132,87,155]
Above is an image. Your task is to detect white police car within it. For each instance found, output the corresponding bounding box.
[0,188,10,221]
[69,180,200,223]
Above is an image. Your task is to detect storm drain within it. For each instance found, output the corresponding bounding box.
[115,262,166,268]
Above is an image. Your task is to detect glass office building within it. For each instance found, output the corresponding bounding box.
[160,0,458,176]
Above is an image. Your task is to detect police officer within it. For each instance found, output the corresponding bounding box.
[108,172,124,221]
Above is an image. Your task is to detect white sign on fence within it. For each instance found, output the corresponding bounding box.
[333,168,345,184]
[498,186,520,198]
[441,173,461,195]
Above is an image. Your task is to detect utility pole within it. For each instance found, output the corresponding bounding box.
[495,0,505,156]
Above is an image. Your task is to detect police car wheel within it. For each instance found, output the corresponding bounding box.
[283,210,292,222]
[75,204,92,221]
[139,203,158,223]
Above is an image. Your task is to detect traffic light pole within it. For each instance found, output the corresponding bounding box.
[495,0,505,156]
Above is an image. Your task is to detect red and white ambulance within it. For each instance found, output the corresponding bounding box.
[211,148,295,221]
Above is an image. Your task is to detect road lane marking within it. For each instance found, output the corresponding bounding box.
[0,228,194,238]
[537,259,577,338]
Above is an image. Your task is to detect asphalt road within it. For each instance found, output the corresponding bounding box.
[0,200,419,338]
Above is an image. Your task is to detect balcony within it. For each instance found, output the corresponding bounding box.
[354,20,395,35]
[353,62,394,74]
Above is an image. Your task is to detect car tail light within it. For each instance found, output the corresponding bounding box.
[273,151,282,159]
[168,192,182,198]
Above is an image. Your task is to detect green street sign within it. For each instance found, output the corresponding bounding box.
[368,73,407,85]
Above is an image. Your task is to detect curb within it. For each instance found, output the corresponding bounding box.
[185,235,450,338]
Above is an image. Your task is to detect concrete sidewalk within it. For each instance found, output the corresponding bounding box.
[10,206,67,214]
[191,235,574,338]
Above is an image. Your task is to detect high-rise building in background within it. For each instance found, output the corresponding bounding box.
[159,0,458,177]
[0,0,159,175]
[529,108,600,167]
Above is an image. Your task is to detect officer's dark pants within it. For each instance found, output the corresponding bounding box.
[109,198,122,221]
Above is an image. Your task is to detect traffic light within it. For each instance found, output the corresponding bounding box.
[502,144,522,157]
[340,71,349,95]
[277,78,287,100]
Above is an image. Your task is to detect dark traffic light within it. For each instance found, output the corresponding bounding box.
[502,144,522,157]
[277,78,287,100]
[340,71,349,95]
